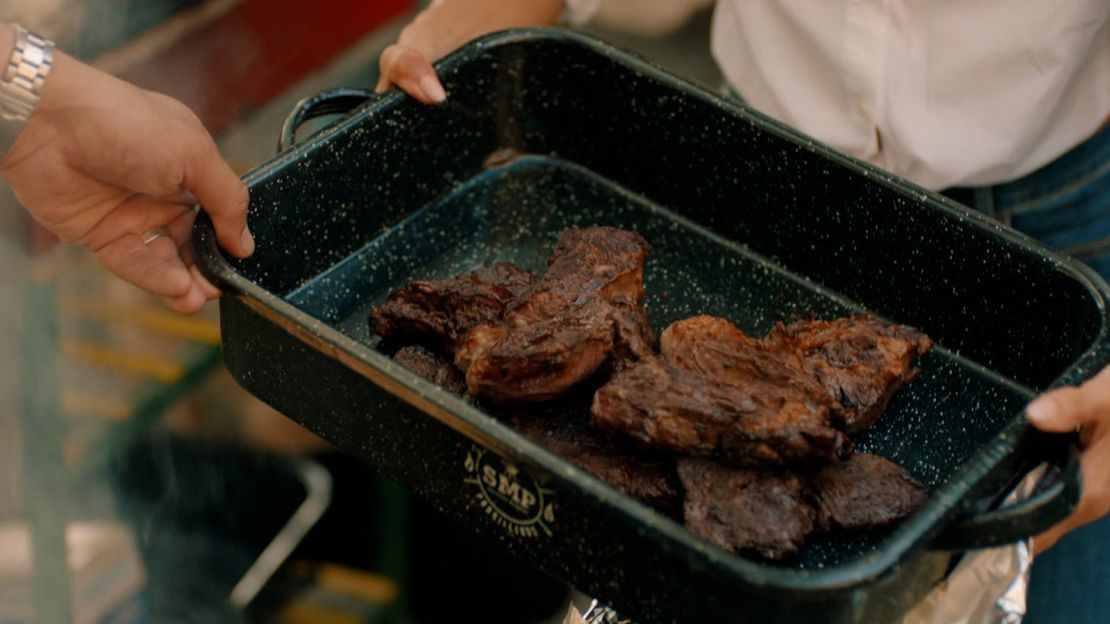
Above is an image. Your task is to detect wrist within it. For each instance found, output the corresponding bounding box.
[34,50,86,114]
[0,23,15,64]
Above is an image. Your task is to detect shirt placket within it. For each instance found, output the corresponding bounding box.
[842,0,889,163]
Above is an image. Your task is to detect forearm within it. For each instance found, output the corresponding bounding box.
[399,0,565,62]
[0,21,14,62]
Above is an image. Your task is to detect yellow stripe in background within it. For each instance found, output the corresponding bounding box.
[60,391,133,422]
[60,341,185,383]
[314,564,399,605]
[58,296,220,344]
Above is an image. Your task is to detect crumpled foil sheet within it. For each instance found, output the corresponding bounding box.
[563,599,629,624]
[903,465,1046,624]
[566,466,1048,624]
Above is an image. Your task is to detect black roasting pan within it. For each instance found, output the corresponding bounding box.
[195,29,1110,623]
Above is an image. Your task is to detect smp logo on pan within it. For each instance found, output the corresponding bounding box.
[464,446,555,538]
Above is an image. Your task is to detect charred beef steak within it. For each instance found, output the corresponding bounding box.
[507,415,681,512]
[370,262,535,351]
[453,227,655,403]
[372,228,655,404]
[457,298,617,403]
[677,458,817,560]
[593,315,930,468]
[591,314,853,469]
[677,454,926,560]
[505,226,648,325]
[780,316,933,432]
[392,345,468,397]
[590,355,851,468]
[809,452,928,531]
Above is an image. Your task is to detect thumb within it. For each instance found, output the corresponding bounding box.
[184,140,253,258]
[377,44,445,104]
[1027,369,1110,433]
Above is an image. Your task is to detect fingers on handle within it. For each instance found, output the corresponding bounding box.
[184,140,253,258]
[161,282,208,314]
[1034,432,1110,554]
[378,44,445,104]
[168,208,222,301]
[1028,361,1110,433]
[94,234,194,301]
[1027,383,1110,433]
[188,264,222,300]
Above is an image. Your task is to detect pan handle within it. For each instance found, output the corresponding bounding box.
[279,87,376,152]
[929,432,1081,551]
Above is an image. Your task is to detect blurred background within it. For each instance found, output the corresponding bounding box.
[0,1,716,622]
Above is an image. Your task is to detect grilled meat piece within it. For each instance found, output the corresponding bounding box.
[507,415,681,512]
[392,345,468,397]
[377,228,654,404]
[592,315,848,468]
[457,227,655,403]
[468,262,537,295]
[677,458,816,560]
[808,453,927,530]
[660,315,835,422]
[609,300,657,371]
[460,299,616,403]
[370,262,535,350]
[590,356,851,468]
[458,298,656,403]
[677,454,926,559]
[781,315,933,432]
[507,227,648,325]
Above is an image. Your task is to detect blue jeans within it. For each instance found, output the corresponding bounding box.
[943,124,1110,278]
[943,123,1110,624]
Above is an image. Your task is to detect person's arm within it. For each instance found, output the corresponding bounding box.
[377,0,566,103]
[0,20,13,60]
[1026,366,1110,552]
[0,21,252,314]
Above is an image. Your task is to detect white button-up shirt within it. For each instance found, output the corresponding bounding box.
[569,0,1110,190]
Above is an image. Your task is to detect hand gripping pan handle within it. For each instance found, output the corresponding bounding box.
[279,87,376,152]
[194,88,378,292]
[930,430,1081,551]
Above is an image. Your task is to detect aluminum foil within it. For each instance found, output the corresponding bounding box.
[902,465,1046,624]
[563,599,629,624]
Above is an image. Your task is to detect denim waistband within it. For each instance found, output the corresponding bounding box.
[945,123,1110,210]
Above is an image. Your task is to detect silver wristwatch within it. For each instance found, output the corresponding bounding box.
[0,24,54,154]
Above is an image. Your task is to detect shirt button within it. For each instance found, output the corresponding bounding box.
[857,101,873,120]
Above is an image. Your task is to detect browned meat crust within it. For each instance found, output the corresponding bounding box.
[507,227,648,325]
[781,315,933,432]
[809,452,928,530]
[507,415,681,512]
[372,228,656,404]
[392,345,469,397]
[677,458,816,560]
[591,356,850,468]
[677,453,926,560]
[370,262,535,351]
[457,228,655,403]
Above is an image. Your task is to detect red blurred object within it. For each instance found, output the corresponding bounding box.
[119,0,413,134]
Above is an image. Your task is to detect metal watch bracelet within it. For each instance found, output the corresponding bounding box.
[0,24,54,155]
